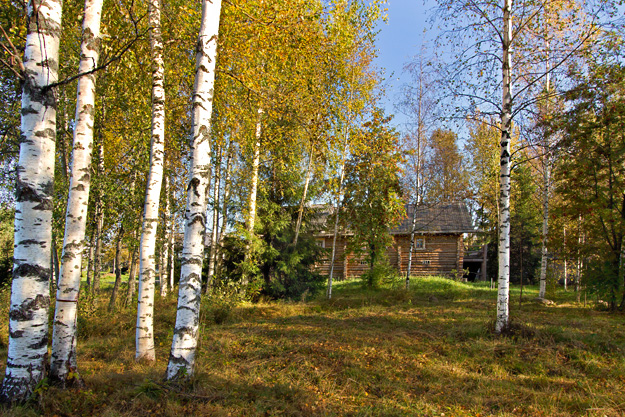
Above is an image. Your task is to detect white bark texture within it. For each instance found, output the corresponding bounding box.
[206,147,222,293]
[136,0,166,362]
[50,0,103,385]
[495,0,512,334]
[218,142,233,246]
[248,109,263,236]
[241,109,263,287]
[538,151,551,299]
[92,140,104,293]
[327,141,348,300]
[1,0,62,403]
[166,0,222,380]
[294,143,314,245]
[160,176,171,297]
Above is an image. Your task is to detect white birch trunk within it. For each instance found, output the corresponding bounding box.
[160,176,171,297]
[218,141,233,245]
[327,141,348,300]
[169,215,175,291]
[538,162,551,299]
[135,0,166,362]
[538,62,552,300]
[562,226,569,291]
[294,142,315,246]
[50,0,103,385]
[406,77,425,290]
[92,139,104,293]
[247,109,263,236]
[108,226,124,311]
[495,0,512,334]
[241,109,263,287]
[216,143,233,277]
[125,245,138,307]
[576,215,582,301]
[166,0,222,380]
[1,0,62,402]
[206,147,222,293]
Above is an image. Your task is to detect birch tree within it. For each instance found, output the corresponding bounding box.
[0,0,63,402]
[431,0,610,332]
[166,0,222,380]
[136,0,166,362]
[49,0,103,386]
[399,50,438,289]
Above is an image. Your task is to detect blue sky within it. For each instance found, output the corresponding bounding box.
[373,0,435,131]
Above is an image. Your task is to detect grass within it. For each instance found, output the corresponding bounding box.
[0,276,624,416]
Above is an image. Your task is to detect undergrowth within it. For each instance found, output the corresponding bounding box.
[0,276,623,416]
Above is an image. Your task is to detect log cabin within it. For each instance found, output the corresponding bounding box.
[315,202,478,279]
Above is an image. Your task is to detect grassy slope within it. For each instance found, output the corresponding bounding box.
[0,277,624,416]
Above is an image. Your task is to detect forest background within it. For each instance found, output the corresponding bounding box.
[0,0,624,412]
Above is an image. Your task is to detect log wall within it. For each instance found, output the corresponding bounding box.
[315,234,464,279]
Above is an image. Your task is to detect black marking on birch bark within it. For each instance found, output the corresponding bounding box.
[32,199,53,211]
[27,11,62,37]
[168,353,191,366]
[16,181,44,204]
[21,106,38,116]
[82,27,100,51]
[5,359,46,369]
[177,305,197,313]
[188,214,205,227]
[501,149,510,159]
[28,337,48,350]
[188,177,200,196]
[18,133,31,145]
[14,263,50,281]
[80,104,95,117]
[181,257,202,266]
[23,77,56,108]
[34,128,55,139]
[9,330,24,338]
[173,326,196,336]
[18,239,45,245]
[9,294,50,321]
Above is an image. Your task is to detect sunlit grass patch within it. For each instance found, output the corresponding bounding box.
[0,276,622,416]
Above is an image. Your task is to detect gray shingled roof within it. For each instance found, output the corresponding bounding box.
[313,202,476,235]
[392,202,476,234]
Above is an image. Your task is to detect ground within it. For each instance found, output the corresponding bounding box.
[0,276,623,416]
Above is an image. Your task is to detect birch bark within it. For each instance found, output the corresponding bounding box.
[294,141,315,246]
[405,69,426,290]
[216,142,233,277]
[125,246,138,307]
[0,0,63,403]
[136,0,166,362]
[538,66,552,300]
[538,161,551,299]
[241,108,263,287]
[160,175,171,297]
[326,140,348,300]
[108,226,124,311]
[205,146,222,293]
[50,0,103,385]
[166,0,222,380]
[495,0,513,334]
[92,140,104,293]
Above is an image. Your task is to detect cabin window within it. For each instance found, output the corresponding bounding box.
[415,238,425,250]
[316,239,325,248]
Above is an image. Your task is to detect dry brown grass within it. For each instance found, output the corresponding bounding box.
[0,277,623,416]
